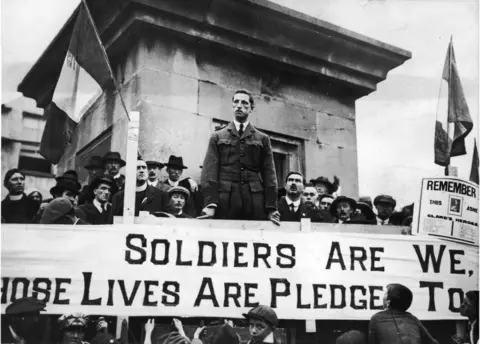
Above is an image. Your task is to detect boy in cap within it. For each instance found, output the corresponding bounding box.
[4,296,47,344]
[57,313,89,344]
[243,305,279,344]
[373,194,397,225]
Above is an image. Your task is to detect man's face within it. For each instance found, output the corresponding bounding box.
[137,161,148,182]
[249,319,272,342]
[94,183,111,204]
[285,174,304,197]
[61,190,78,206]
[88,167,104,180]
[167,167,183,182]
[336,201,353,221]
[62,327,85,344]
[7,172,25,194]
[148,165,161,181]
[302,187,318,207]
[170,193,186,212]
[104,160,120,176]
[376,203,394,220]
[314,183,329,196]
[320,196,333,211]
[232,92,253,123]
[30,192,42,203]
[460,296,476,318]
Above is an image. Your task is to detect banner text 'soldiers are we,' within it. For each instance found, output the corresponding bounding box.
[1,224,478,320]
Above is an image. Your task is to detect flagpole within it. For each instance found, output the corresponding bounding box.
[444,36,454,177]
[80,0,131,122]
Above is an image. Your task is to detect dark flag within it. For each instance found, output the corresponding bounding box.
[470,138,479,184]
[434,38,473,167]
[39,1,114,164]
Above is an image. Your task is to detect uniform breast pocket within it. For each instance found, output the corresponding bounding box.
[246,140,263,166]
[217,139,237,164]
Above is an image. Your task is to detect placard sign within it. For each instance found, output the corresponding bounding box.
[414,177,478,246]
[1,224,478,320]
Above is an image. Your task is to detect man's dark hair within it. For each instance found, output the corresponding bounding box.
[233,89,255,109]
[4,168,25,188]
[285,171,303,184]
[386,283,413,312]
[303,183,315,188]
[319,194,334,202]
[466,290,479,318]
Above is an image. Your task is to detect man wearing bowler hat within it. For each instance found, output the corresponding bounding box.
[3,296,47,344]
[201,89,279,222]
[373,194,397,225]
[330,196,367,224]
[146,160,165,189]
[102,151,126,195]
[159,155,199,217]
[78,155,105,205]
[79,175,114,224]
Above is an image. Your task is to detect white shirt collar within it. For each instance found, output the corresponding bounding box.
[233,120,249,133]
[168,179,179,187]
[148,179,158,187]
[377,216,389,225]
[136,183,148,192]
[8,194,24,201]
[263,333,274,343]
[93,199,104,213]
[113,173,121,179]
[285,196,301,207]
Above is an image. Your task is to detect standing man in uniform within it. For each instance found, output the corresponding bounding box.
[201,89,280,222]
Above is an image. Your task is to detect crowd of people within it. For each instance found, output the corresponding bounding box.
[3,285,478,344]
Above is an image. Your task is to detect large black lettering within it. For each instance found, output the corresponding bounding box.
[270,278,290,308]
[125,234,147,264]
[1,278,9,304]
[350,247,367,271]
[54,278,71,305]
[107,279,115,306]
[118,280,141,306]
[224,283,241,307]
[369,286,383,310]
[11,278,29,302]
[325,242,346,270]
[162,281,180,306]
[176,240,192,266]
[253,243,271,268]
[222,242,229,267]
[245,283,259,307]
[296,284,311,309]
[413,244,446,273]
[449,250,465,275]
[234,243,248,267]
[420,281,443,311]
[151,239,170,265]
[313,284,327,309]
[144,280,158,306]
[276,244,296,268]
[194,277,219,307]
[370,247,385,272]
[350,286,367,310]
[81,272,101,305]
[198,241,217,267]
[32,278,52,303]
[448,288,464,313]
[330,285,346,309]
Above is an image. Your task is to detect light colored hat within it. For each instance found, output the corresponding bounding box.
[58,312,89,331]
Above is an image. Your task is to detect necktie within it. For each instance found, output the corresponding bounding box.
[290,204,295,212]
[381,220,385,225]
[239,123,244,137]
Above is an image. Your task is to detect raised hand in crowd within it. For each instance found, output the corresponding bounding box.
[173,318,188,338]
[144,319,155,344]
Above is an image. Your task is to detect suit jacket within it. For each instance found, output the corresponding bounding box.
[201,121,277,211]
[158,178,199,217]
[79,203,112,225]
[110,185,168,222]
[278,197,332,223]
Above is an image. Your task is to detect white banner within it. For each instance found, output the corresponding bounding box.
[1,224,478,320]
[414,177,478,246]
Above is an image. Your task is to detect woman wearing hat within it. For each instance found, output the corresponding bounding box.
[57,313,90,344]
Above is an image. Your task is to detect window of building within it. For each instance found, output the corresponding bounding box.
[18,143,53,176]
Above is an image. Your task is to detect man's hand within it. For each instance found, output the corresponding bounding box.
[145,318,155,334]
[96,317,108,332]
[193,326,206,339]
[268,210,281,226]
[173,318,186,337]
[224,319,234,327]
[187,178,199,192]
[201,206,216,218]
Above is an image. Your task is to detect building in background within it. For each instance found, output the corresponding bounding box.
[1,97,56,198]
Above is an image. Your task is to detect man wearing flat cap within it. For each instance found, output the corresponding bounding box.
[166,186,192,218]
[330,196,368,224]
[373,194,397,225]
[201,89,279,222]
[102,151,126,195]
[159,155,199,217]
[79,176,114,224]
[242,305,280,344]
[146,160,165,189]
[3,296,47,344]
[78,155,105,205]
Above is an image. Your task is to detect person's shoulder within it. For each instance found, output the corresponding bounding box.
[370,309,388,320]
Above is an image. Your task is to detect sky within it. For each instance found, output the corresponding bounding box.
[1,0,479,208]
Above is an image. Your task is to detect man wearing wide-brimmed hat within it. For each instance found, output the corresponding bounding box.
[4,296,47,344]
[159,155,199,217]
[310,175,340,196]
[373,194,397,225]
[79,175,114,224]
[330,196,367,224]
[102,151,126,194]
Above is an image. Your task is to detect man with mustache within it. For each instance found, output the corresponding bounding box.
[146,160,165,188]
[201,89,280,222]
[102,151,126,195]
[330,196,367,224]
[1,169,39,223]
[166,186,192,218]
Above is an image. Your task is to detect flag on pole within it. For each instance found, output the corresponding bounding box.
[434,38,473,167]
[40,1,114,164]
[470,138,479,184]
